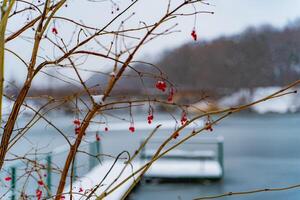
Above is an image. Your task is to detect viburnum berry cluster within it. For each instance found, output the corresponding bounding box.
[73,119,81,135]
[36,189,42,200]
[181,111,188,125]
[205,121,213,131]
[155,80,167,92]
[167,87,175,102]
[147,113,154,124]
[147,108,154,124]
[204,116,213,131]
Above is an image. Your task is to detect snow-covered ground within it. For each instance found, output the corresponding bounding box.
[65,155,222,199]
[64,160,142,200]
[219,87,300,114]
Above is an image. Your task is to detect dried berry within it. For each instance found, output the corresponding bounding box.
[181,111,188,125]
[205,122,213,131]
[52,27,58,35]
[173,132,179,139]
[191,30,197,41]
[96,133,100,141]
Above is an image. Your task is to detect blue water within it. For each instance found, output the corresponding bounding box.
[130,113,300,200]
[2,113,300,199]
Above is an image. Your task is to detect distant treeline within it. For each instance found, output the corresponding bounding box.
[157,20,300,91]
[17,20,300,99]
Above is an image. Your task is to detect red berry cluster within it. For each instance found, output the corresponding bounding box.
[147,112,154,124]
[73,119,81,135]
[155,80,167,92]
[181,111,188,125]
[52,27,58,35]
[191,30,197,41]
[167,87,174,102]
[36,189,42,200]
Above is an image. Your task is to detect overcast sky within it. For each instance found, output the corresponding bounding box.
[5,0,300,87]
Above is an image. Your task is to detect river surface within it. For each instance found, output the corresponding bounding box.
[2,112,300,199]
[131,113,300,200]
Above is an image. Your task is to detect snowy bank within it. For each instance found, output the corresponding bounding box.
[219,87,300,114]
[64,160,142,200]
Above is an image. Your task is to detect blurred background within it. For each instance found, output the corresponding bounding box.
[1,0,300,199]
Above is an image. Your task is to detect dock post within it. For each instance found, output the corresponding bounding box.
[96,138,101,162]
[217,140,224,177]
[89,139,101,170]
[46,154,52,196]
[11,167,16,200]
[73,155,77,182]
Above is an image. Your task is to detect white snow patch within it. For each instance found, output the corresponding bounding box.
[251,87,299,114]
[219,89,251,107]
[144,159,222,178]
[88,119,203,132]
[218,87,300,114]
[64,160,142,200]
[92,94,104,104]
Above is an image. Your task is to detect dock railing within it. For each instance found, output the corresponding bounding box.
[1,137,101,199]
[141,136,224,179]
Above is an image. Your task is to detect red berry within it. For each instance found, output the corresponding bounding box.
[147,114,154,124]
[155,81,167,92]
[4,176,11,181]
[129,126,135,133]
[104,127,108,132]
[52,27,58,35]
[79,187,84,193]
[38,180,43,186]
[96,134,100,141]
[73,119,80,126]
[36,189,42,200]
[191,30,197,41]
[167,88,174,102]
[205,122,213,131]
[75,127,80,134]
